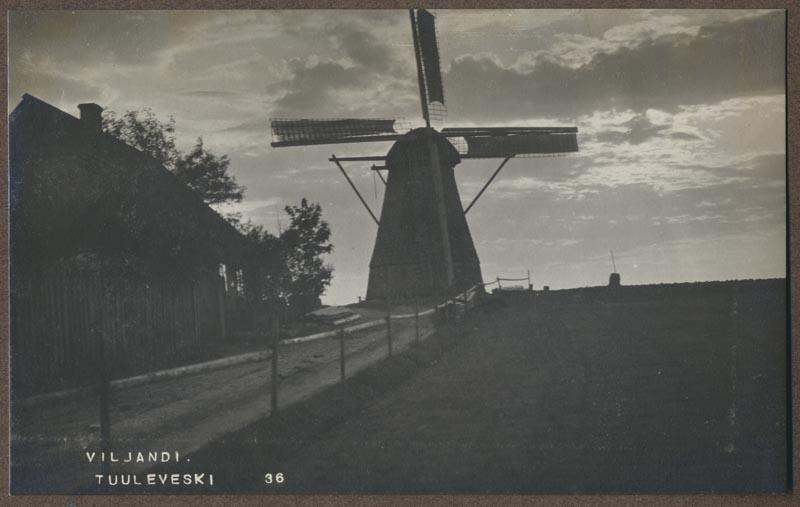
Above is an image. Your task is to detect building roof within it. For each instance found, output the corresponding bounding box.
[10,93,248,274]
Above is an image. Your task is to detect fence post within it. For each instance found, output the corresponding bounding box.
[457,289,463,323]
[386,297,393,357]
[339,326,346,381]
[97,336,111,478]
[451,289,458,325]
[443,289,453,327]
[271,315,279,414]
[217,275,227,340]
[191,280,200,343]
[528,270,532,291]
[497,277,501,289]
[451,289,457,325]
[414,295,420,344]
[438,292,444,327]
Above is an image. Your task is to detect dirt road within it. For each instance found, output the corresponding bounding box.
[11,310,436,493]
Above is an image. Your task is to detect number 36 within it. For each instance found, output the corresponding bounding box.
[264,473,285,484]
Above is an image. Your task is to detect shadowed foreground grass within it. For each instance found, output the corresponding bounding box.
[116,279,789,494]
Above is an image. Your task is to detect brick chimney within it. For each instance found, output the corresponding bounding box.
[78,103,103,132]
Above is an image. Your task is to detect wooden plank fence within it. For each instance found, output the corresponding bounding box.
[11,269,227,397]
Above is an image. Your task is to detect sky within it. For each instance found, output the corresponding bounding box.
[9,9,786,304]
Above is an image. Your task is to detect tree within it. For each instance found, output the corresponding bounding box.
[239,220,290,304]
[103,108,179,169]
[234,200,333,320]
[280,199,334,316]
[174,138,244,205]
[103,108,245,205]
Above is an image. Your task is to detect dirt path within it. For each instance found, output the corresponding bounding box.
[11,311,436,493]
[276,282,787,493]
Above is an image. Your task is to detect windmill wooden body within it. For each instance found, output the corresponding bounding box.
[271,9,579,302]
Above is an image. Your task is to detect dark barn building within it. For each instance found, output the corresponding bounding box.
[10,94,252,396]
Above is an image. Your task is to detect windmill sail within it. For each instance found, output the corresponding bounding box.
[463,132,579,158]
[442,126,577,136]
[415,10,445,106]
[271,118,399,147]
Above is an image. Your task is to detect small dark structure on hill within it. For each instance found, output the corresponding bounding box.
[609,250,621,287]
[10,94,252,395]
[269,9,578,301]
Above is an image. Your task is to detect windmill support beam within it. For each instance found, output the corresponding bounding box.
[371,167,387,185]
[330,155,380,226]
[464,156,512,215]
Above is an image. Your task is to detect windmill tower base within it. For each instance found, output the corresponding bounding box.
[366,129,483,301]
[366,261,483,302]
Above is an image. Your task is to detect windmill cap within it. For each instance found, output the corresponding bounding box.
[387,128,460,167]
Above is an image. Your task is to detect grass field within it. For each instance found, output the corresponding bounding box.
[152,279,790,494]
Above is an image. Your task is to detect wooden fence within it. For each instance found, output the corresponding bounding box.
[11,269,227,397]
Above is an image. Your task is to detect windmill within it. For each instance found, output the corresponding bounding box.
[270,9,579,301]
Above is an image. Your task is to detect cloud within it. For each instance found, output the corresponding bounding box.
[697,152,786,183]
[268,20,419,118]
[270,59,365,114]
[538,13,701,69]
[668,131,702,142]
[445,11,784,121]
[269,56,418,118]
[9,69,109,111]
[220,118,267,134]
[326,23,394,71]
[595,114,669,145]
[181,90,245,99]
[9,11,175,66]
[590,111,704,146]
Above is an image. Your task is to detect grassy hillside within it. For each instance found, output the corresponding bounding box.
[145,279,790,494]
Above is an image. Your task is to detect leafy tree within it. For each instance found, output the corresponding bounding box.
[103,109,245,205]
[239,220,290,304]
[174,138,244,205]
[280,199,334,316]
[234,201,333,321]
[103,108,179,169]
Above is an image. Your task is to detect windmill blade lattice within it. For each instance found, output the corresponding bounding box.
[411,9,447,124]
[271,118,401,147]
[440,126,578,158]
[456,132,578,158]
